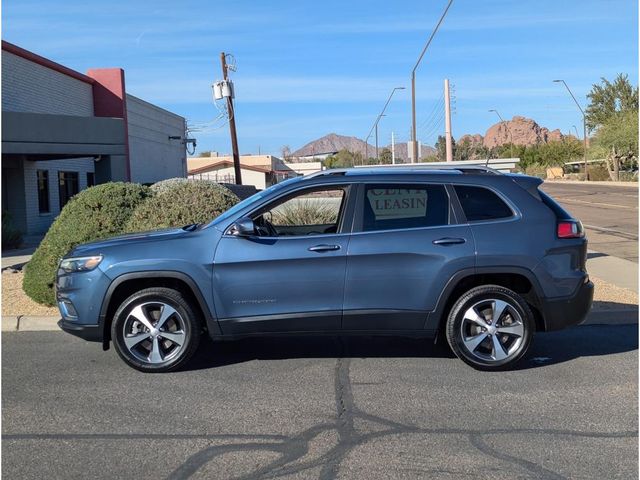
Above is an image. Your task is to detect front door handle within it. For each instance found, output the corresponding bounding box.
[432,237,466,246]
[308,244,341,252]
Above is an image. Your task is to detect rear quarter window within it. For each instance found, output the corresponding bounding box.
[454,185,513,222]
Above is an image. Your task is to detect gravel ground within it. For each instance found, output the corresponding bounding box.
[2,270,637,317]
[1,271,58,316]
[591,274,638,309]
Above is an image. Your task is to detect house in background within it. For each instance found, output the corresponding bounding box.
[187,154,322,190]
[1,41,189,235]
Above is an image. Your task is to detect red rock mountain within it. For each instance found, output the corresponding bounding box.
[471,116,565,148]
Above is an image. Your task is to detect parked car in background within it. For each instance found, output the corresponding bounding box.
[57,166,593,372]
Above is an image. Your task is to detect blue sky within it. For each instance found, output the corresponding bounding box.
[3,0,638,155]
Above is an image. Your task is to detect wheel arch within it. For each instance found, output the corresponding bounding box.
[99,271,219,351]
[426,267,546,334]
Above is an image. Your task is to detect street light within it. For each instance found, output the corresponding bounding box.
[553,79,588,180]
[410,0,454,163]
[375,114,386,161]
[572,125,579,138]
[365,86,405,163]
[489,109,514,159]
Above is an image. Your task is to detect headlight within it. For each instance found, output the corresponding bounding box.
[59,255,103,273]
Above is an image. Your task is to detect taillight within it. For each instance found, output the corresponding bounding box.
[557,220,584,239]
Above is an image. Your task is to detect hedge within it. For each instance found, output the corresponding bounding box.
[23,182,151,305]
[125,180,239,232]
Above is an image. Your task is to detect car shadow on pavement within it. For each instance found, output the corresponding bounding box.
[185,323,638,372]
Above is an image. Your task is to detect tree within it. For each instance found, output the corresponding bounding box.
[378,148,392,164]
[280,145,291,161]
[434,136,456,161]
[198,150,213,157]
[591,110,638,179]
[586,74,639,131]
[323,149,363,168]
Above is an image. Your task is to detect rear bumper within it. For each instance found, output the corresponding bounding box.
[58,319,101,342]
[542,280,594,331]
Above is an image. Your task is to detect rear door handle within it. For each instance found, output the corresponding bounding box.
[432,237,466,246]
[308,244,341,252]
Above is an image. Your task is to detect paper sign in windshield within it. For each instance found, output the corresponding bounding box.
[366,188,428,220]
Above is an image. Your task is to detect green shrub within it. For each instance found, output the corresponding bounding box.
[150,177,190,195]
[2,211,23,250]
[587,164,611,181]
[125,180,239,232]
[23,182,151,305]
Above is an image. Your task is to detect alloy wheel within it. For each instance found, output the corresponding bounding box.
[459,298,525,363]
[122,301,187,365]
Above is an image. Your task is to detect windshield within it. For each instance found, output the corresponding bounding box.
[208,177,304,227]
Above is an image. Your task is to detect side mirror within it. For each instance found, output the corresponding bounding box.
[230,217,255,237]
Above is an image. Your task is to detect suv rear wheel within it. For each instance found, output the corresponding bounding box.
[446,285,534,370]
[111,287,201,373]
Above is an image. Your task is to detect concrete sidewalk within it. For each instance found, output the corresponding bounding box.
[588,251,638,292]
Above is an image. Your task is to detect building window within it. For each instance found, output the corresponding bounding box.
[87,172,95,187]
[37,170,50,214]
[58,172,79,209]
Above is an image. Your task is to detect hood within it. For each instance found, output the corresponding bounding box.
[68,226,196,257]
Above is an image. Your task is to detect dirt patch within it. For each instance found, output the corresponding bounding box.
[2,270,58,316]
[591,274,638,310]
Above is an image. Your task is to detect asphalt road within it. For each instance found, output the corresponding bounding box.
[3,329,637,479]
[541,182,638,262]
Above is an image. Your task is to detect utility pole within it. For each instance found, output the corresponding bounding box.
[444,78,453,162]
[391,131,396,164]
[220,52,242,184]
[553,79,588,180]
[411,0,454,163]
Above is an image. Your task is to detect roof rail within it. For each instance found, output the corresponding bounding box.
[355,164,502,175]
[304,168,349,179]
[303,165,503,179]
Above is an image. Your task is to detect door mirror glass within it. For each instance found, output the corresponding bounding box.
[229,217,255,236]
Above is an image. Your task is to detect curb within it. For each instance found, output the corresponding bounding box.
[2,316,61,332]
[2,309,637,334]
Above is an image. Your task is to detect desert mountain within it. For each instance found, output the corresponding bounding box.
[291,133,374,159]
[291,132,435,161]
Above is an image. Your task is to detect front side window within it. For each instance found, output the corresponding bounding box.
[454,185,513,222]
[362,184,449,232]
[37,170,49,214]
[252,187,346,236]
[58,171,79,209]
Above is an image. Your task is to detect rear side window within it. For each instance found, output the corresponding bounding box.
[362,184,449,232]
[454,185,513,222]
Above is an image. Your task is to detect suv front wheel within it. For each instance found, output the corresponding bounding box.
[111,287,201,373]
[446,285,534,370]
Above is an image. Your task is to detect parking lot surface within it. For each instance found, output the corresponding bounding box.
[3,328,637,479]
[542,182,638,262]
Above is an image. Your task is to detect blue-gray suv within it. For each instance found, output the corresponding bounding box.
[57,167,593,372]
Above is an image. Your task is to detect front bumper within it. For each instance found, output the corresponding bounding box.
[542,280,594,331]
[58,319,101,342]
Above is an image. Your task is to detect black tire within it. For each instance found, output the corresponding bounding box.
[445,285,534,371]
[111,287,201,373]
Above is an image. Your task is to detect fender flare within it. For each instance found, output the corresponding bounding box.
[98,270,220,350]
[424,266,545,331]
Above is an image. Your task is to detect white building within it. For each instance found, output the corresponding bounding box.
[1,41,189,235]
[187,154,323,190]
